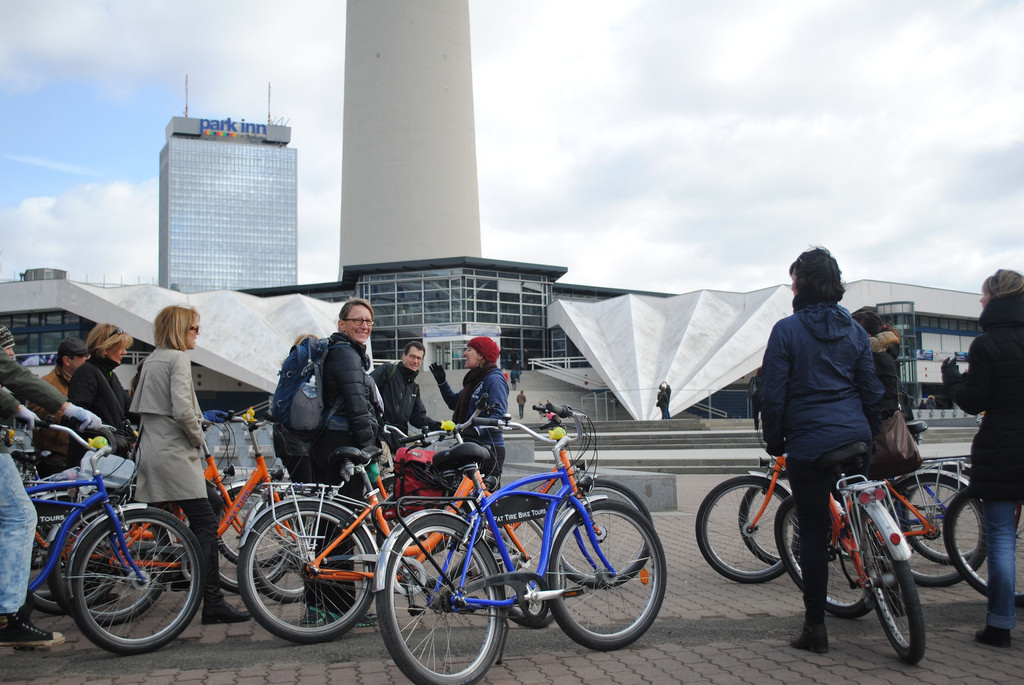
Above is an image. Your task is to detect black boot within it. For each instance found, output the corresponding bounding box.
[975,625,1011,648]
[790,623,828,653]
[198,533,250,625]
[201,600,251,625]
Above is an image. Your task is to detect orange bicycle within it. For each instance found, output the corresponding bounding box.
[697,449,969,586]
[168,409,286,592]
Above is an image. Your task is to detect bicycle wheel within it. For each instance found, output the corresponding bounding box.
[376,511,506,685]
[237,499,375,644]
[774,497,871,619]
[588,478,653,522]
[216,481,263,593]
[859,507,926,664]
[695,475,789,583]
[889,471,965,587]
[944,492,1024,605]
[547,500,666,650]
[66,507,204,655]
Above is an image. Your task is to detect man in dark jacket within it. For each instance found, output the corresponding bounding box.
[370,341,440,443]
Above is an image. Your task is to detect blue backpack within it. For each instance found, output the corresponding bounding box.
[272,337,345,435]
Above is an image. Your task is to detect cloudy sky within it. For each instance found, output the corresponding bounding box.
[1,1,1022,297]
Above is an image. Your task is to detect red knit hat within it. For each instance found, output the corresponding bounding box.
[467,336,500,363]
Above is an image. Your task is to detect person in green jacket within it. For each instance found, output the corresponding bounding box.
[0,354,102,648]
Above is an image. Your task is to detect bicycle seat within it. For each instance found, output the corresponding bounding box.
[815,442,868,480]
[432,442,490,471]
[906,420,928,436]
[328,446,373,467]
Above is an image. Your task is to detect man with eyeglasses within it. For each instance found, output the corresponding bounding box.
[371,341,441,448]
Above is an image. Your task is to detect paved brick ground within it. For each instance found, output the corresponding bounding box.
[6,473,1019,684]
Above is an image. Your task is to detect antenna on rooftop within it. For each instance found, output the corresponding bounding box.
[184,74,189,117]
[267,82,271,124]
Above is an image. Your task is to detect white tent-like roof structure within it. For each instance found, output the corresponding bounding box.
[6,279,340,393]
[550,286,793,420]
[549,279,983,420]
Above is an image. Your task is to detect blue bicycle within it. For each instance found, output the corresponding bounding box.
[24,422,204,655]
[373,404,666,685]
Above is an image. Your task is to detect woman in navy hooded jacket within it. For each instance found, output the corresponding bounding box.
[429,337,509,480]
[760,247,882,654]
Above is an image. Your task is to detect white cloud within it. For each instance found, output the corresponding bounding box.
[0,181,158,284]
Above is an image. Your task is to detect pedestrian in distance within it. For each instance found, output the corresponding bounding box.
[760,247,883,654]
[942,268,1024,649]
[130,305,250,625]
[517,390,527,419]
[656,381,672,420]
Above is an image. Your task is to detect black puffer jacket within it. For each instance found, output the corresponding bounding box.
[318,331,380,449]
[943,295,1024,500]
[67,356,131,429]
[370,362,434,431]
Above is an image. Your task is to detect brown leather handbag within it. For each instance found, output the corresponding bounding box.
[869,410,922,479]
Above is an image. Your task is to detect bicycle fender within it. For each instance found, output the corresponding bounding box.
[373,509,467,593]
[235,499,267,549]
[236,495,353,549]
[66,502,152,560]
[550,495,608,541]
[866,500,912,562]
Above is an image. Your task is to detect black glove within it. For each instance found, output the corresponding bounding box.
[766,442,784,457]
[426,421,443,431]
[429,363,446,385]
[941,356,960,382]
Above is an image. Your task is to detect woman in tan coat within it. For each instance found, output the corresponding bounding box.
[130,305,249,625]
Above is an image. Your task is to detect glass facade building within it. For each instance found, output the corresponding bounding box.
[159,116,297,293]
[345,258,565,368]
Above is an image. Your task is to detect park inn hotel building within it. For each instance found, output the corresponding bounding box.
[158,116,297,294]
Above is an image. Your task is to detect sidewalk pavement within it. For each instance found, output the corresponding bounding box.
[7,468,1019,685]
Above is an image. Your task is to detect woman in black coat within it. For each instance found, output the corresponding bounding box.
[312,298,382,490]
[67,323,135,461]
[942,269,1024,648]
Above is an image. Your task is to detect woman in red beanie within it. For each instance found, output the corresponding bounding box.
[429,336,509,479]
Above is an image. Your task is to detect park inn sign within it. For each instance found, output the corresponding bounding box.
[200,117,268,139]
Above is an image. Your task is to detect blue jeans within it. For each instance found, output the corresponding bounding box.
[660,406,671,420]
[0,452,36,614]
[982,499,1018,629]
